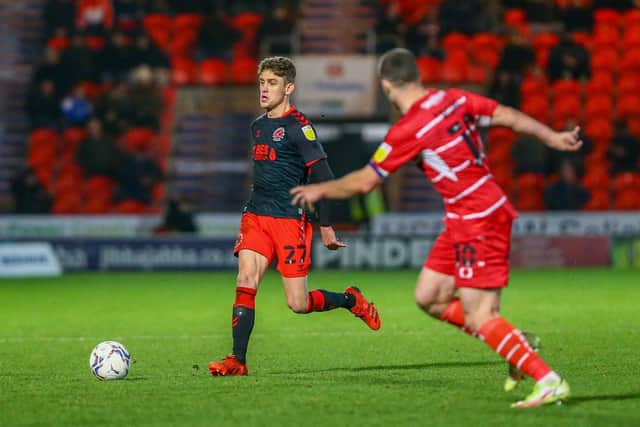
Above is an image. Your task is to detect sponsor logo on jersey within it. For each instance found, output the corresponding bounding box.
[255,129,262,138]
[272,127,285,142]
[373,142,392,163]
[301,125,316,141]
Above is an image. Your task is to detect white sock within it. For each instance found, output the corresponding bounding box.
[537,371,561,385]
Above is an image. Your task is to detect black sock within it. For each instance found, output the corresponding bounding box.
[232,305,254,363]
[308,289,355,312]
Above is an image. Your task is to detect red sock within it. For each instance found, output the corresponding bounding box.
[306,290,326,312]
[477,317,551,381]
[440,298,473,335]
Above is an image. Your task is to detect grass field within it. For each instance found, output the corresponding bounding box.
[1,268,639,426]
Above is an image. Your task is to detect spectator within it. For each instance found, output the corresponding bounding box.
[77,0,114,35]
[113,0,144,32]
[608,120,640,175]
[488,71,521,108]
[59,32,98,92]
[223,0,268,16]
[547,33,590,82]
[549,118,592,177]
[76,118,121,177]
[154,198,197,234]
[592,0,634,11]
[543,160,590,210]
[100,30,136,82]
[26,80,60,129]
[558,0,593,33]
[511,134,549,175]
[128,65,163,129]
[196,11,241,60]
[43,0,76,37]
[168,0,210,14]
[258,6,295,55]
[496,30,535,78]
[438,0,491,35]
[115,150,162,204]
[131,33,170,83]
[142,0,171,14]
[94,81,133,134]
[61,84,93,127]
[375,1,406,54]
[31,48,66,98]
[10,167,53,214]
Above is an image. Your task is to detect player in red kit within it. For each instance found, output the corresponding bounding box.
[208,57,380,377]
[291,48,581,408]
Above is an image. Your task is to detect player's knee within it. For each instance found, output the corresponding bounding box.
[287,298,308,314]
[236,271,259,289]
[414,289,440,317]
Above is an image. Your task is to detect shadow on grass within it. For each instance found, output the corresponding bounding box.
[270,360,501,375]
[567,392,640,406]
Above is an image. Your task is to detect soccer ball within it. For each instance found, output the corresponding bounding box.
[89,341,131,380]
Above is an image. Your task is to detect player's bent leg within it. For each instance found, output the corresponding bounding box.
[414,267,457,318]
[209,249,270,377]
[459,287,568,406]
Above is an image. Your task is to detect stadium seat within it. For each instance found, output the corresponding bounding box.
[62,127,86,153]
[113,199,148,214]
[85,36,105,51]
[590,48,619,74]
[571,32,591,49]
[230,57,258,85]
[173,13,204,32]
[619,49,640,73]
[612,171,640,193]
[47,35,69,52]
[470,32,502,53]
[553,95,581,124]
[552,79,581,99]
[623,25,640,48]
[617,94,640,119]
[504,8,526,27]
[532,33,559,52]
[416,56,440,83]
[143,14,171,52]
[584,95,613,120]
[200,59,227,85]
[487,127,517,145]
[585,118,613,143]
[626,117,640,138]
[52,190,82,214]
[582,167,610,191]
[617,73,640,94]
[586,72,614,95]
[623,8,640,27]
[594,8,622,28]
[583,188,610,210]
[614,188,640,209]
[171,58,197,85]
[123,127,155,152]
[592,25,620,49]
[521,95,549,123]
[520,76,548,98]
[517,192,545,211]
[442,32,469,54]
[82,196,112,214]
[29,128,59,148]
[440,58,467,83]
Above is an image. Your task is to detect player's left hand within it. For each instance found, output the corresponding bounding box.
[290,184,323,211]
[548,126,583,151]
[319,226,347,251]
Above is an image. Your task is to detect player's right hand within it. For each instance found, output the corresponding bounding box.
[548,126,583,151]
[320,226,347,251]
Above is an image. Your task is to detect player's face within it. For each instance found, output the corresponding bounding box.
[258,70,294,110]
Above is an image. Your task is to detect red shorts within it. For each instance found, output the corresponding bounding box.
[425,208,514,289]
[233,212,312,278]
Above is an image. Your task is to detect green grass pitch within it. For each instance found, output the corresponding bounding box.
[1,268,639,426]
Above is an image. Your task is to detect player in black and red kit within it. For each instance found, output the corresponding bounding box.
[209,57,381,377]
[292,49,582,407]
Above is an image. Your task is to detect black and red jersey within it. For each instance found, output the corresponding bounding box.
[244,105,326,218]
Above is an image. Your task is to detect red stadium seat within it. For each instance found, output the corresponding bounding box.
[617,94,640,119]
[612,171,640,192]
[584,95,613,120]
[590,47,619,74]
[504,8,526,27]
[520,76,548,98]
[583,189,610,210]
[442,32,469,54]
[47,35,69,52]
[230,57,258,85]
[171,58,196,85]
[82,197,112,214]
[619,49,640,73]
[416,56,440,83]
[553,95,581,123]
[532,33,559,51]
[585,72,614,95]
[614,188,640,209]
[582,167,610,191]
[623,25,640,48]
[173,13,204,32]
[440,57,467,83]
[123,128,155,152]
[623,8,640,27]
[113,199,147,214]
[199,59,227,85]
[571,32,591,49]
[626,117,640,138]
[535,48,550,69]
[521,95,549,123]
[52,190,82,214]
[62,127,86,154]
[552,79,581,98]
[470,33,502,52]
[592,25,620,49]
[487,127,517,145]
[617,73,640,94]
[585,118,613,142]
[594,8,622,28]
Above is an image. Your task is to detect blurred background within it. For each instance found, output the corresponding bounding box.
[1,0,640,275]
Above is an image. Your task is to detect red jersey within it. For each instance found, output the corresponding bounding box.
[369,88,517,232]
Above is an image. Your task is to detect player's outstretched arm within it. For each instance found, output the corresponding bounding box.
[290,165,382,211]
[490,104,583,152]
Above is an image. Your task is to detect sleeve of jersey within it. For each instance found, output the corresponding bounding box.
[292,123,327,166]
[462,90,498,127]
[368,129,421,179]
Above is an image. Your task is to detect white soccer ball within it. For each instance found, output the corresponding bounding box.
[89,341,131,380]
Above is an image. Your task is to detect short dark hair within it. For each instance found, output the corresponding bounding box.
[258,56,296,83]
[377,48,420,86]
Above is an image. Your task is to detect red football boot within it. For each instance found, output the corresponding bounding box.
[345,286,381,330]
[208,355,248,376]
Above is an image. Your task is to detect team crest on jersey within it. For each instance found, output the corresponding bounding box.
[272,127,285,142]
[301,125,316,141]
[373,142,393,163]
